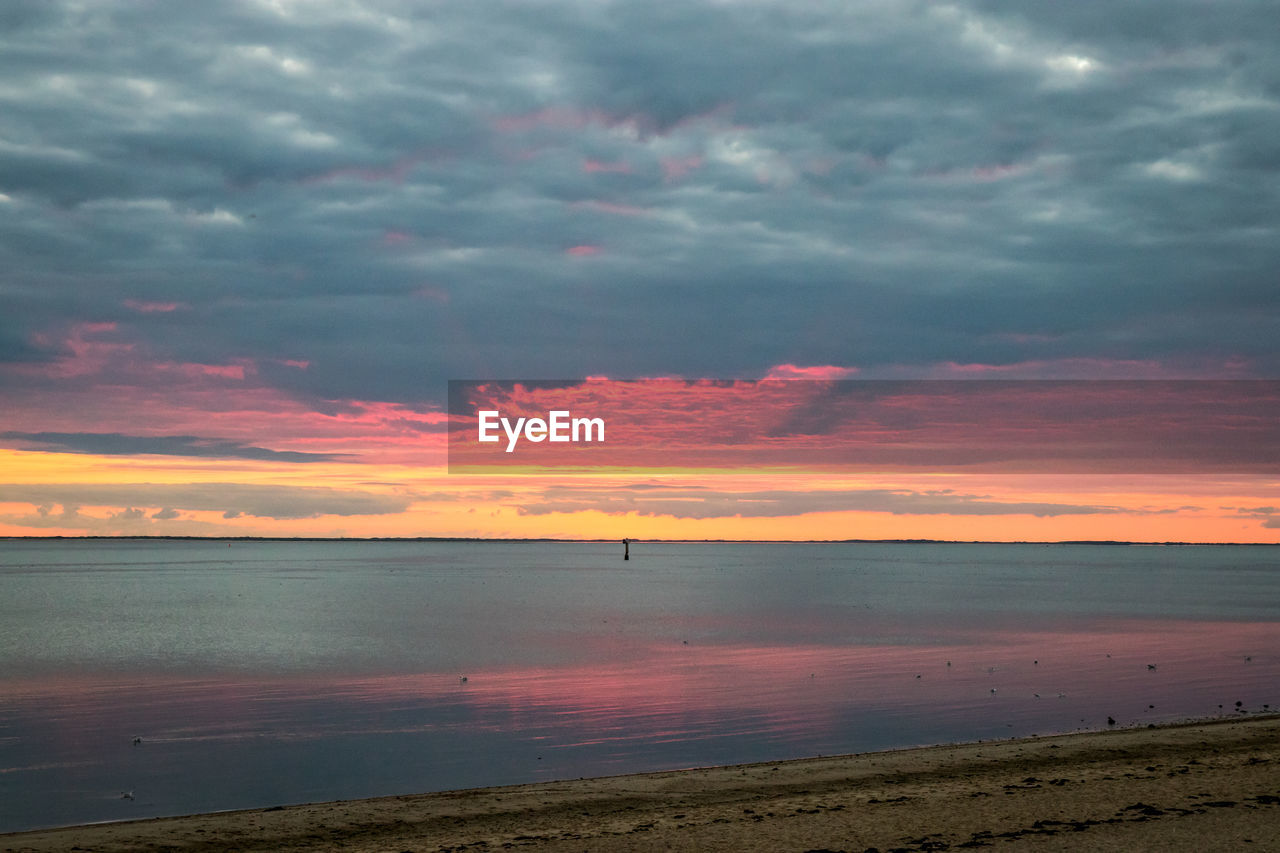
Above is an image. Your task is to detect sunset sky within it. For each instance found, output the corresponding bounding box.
[2,1,1278,541]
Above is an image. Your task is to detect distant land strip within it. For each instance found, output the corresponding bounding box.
[2,535,1277,545]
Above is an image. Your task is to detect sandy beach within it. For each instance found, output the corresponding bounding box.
[4,715,1277,852]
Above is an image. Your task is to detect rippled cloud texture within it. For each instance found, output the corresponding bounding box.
[2,1,1278,539]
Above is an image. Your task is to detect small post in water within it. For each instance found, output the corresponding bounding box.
[623,537,630,560]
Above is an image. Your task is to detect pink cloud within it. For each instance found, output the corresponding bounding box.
[6,322,266,387]
[160,360,253,381]
[0,379,453,469]
[1219,356,1254,374]
[123,300,182,313]
[565,245,602,256]
[382,230,412,246]
[15,322,131,379]
[448,378,1280,476]
[764,364,860,380]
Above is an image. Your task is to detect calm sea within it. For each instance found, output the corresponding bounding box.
[1,539,1277,833]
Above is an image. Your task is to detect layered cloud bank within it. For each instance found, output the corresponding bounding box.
[1,2,1278,539]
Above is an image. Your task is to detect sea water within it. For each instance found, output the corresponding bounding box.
[1,539,1277,833]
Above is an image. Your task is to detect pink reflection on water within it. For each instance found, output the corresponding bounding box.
[6,620,1276,763]
[327,619,1279,746]
[3,620,1277,835]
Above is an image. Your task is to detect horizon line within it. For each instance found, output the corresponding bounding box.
[3,535,1277,546]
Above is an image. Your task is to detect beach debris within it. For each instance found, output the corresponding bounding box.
[120,790,134,800]
[990,688,997,694]
[1107,716,1116,726]
[946,660,951,667]
[459,676,468,683]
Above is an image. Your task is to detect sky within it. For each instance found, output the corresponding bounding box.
[1,0,1278,541]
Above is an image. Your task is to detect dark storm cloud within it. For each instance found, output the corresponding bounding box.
[0,431,347,462]
[2,0,1278,410]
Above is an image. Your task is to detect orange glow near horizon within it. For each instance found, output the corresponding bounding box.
[2,443,1278,542]
[3,378,1279,542]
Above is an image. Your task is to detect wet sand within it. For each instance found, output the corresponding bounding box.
[5,715,1278,852]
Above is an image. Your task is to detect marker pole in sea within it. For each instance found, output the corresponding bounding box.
[624,538,629,560]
